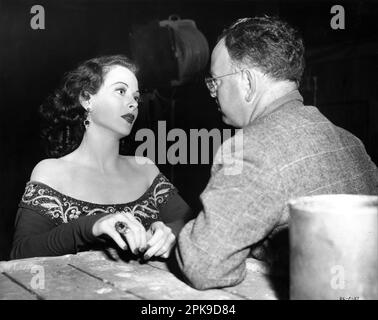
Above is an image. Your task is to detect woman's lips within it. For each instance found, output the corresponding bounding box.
[121,113,135,124]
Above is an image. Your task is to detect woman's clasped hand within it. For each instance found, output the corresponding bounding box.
[92,211,176,259]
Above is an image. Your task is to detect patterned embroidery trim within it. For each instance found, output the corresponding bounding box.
[20,173,177,225]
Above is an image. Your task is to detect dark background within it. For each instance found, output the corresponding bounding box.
[1,0,378,260]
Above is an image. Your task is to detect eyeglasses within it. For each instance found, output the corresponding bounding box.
[205,70,243,97]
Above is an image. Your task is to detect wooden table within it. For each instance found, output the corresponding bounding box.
[0,250,285,300]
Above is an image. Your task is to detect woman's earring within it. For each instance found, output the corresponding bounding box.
[84,107,91,128]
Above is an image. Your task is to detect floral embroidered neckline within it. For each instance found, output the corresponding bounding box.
[21,172,176,228]
[26,172,164,208]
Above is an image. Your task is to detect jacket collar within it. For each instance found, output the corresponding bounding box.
[255,89,304,122]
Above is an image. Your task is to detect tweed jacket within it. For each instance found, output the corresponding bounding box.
[175,90,378,290]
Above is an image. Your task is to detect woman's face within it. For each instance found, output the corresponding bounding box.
[88,65,140,138]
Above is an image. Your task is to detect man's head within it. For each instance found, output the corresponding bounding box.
[207,16,305,127]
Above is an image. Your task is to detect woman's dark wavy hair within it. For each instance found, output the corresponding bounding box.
[219,16,305,83]
[39,55,138,158]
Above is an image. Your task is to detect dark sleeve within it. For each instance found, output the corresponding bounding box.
[158,192,193,237]
[10,206,108,260]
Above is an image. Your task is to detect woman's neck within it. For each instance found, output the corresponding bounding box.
[74,128,122,174]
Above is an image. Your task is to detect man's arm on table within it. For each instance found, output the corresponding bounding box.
[175,139,285,290]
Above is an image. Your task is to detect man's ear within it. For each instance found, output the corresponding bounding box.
[79,91,91,109]
[242,69,255,102]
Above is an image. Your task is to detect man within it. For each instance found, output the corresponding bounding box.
[174,16,378,290]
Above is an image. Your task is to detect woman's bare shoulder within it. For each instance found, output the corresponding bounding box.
[30,158,67,185]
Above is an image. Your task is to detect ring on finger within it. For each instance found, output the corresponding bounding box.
[115,221,131,235]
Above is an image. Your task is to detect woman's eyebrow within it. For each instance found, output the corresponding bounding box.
[111,81,128,86]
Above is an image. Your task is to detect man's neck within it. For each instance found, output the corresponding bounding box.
[249,81,298,123]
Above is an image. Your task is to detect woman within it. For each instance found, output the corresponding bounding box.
[11,55,192,260]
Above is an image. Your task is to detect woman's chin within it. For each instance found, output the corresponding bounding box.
[119,125,134,138]
[118,130,131,138]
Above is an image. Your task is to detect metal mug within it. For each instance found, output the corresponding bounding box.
[289,194,378,300]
